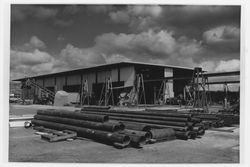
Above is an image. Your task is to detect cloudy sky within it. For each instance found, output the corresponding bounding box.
[10,5,241,80]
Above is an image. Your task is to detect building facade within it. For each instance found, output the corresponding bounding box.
[15,62,194,105]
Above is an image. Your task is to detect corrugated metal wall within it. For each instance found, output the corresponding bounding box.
[36,79,43,87]
[44,77,54,87]
[97,68,118,83]
[67,74,81,85]
[56,76,65,91]
[97,70,111,83]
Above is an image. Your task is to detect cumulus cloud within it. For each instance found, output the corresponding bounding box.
[95,30,177,56]
[86,5,114,14]
[199,59,240,72]
[107,5,240,34]
[57,35,65,41]
[108,5,162,32]
[161,6,240,27]
[59,44,106,68]
[10,49,52,66]
[109,10,130,24]
[203,25,240,43]
[102,54,132,63]
[27,36,46,49]
[10,35,55,79]
[215,59,240,72]
[128,5,162,18]
[11,5,58,21]
[10,49,55,79]
[202,25,240,53]
[13,36,46,52]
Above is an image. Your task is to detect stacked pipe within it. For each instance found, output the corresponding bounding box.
[192,113,239,128]
[165,108,239,128]
[81,108,206,140]
[31,109,131,148]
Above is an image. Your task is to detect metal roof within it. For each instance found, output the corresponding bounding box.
[13,61,194,81]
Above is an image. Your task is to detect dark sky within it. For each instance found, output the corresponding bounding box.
[10,5,241,81]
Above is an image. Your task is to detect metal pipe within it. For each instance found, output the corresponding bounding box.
[193,124,206,136]
[37,109,109,122]
[116,130,149,147]
[82,108,193,118]
[34,115,123,132]
[32,119,130,147]
[82,110,190,122]
[111,119,190,132]
[108,116,187,127]
[121,129,152,141]
[190,117,202,123]
[189,131,197,139]
[117,133,146,147]
[149,128,176,141]
[175,131,191,140]
[119,121,152,131]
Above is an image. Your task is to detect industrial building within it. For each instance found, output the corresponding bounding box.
[14,62,194,105]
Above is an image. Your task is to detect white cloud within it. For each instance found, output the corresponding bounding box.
[198,59,240,73]
[86,6,113,14]
[95,30,177,56]
[57,35,65,41]
[109,11,130,24]
[215,59,240,72]
[108,5,162,32]
[34,7,58,20]
[10,49,52,66]
[203,25,240,44]
[59,44,106,68]
[14,36,46,52]
[102,54,131,63]
[28,36,46,49]
[10,35,55,79]
[128,5,162,18]
[10,49,55,79]
[12,6,58,21]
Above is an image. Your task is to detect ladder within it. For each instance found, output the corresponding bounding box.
[98,77,114,106]
[129,74,146,105]
[79,79,90,106]
[156,80,171,104]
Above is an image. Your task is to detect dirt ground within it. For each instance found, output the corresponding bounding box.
[8,104,239,163]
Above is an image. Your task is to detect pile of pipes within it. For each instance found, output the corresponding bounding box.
[31,107,206,148]
[32,109,131,148]
[192,113,239,128]
[81,107,206,140]
[158,108,239,128]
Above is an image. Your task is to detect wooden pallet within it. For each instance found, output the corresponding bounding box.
[34,126,77,142]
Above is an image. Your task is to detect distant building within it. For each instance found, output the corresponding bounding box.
[13,62,194,104]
